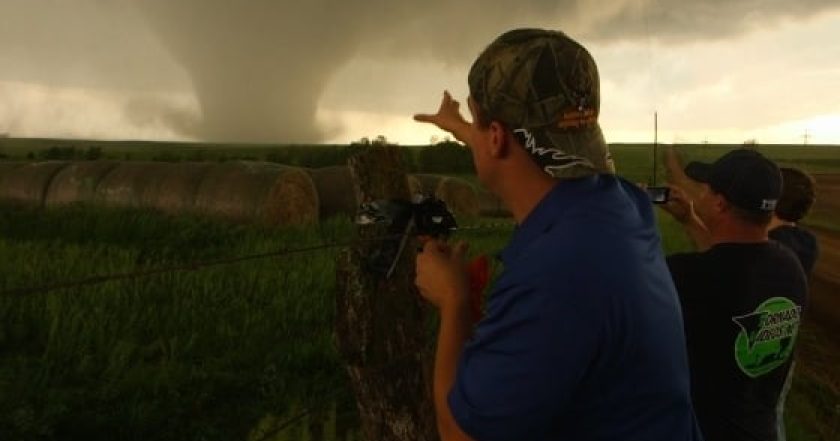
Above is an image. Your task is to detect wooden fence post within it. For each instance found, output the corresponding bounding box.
[335,145,438,441]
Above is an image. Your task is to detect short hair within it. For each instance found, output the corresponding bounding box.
[776,167,816,222]
[469,99,494,129]
[729,205,773,226]
[714,189,773,226]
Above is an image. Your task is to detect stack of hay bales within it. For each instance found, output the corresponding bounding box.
[193,161,317,226]
[1,161,318,226]
[138,162,214,215]
[0,161,69,205]
[95,162,163,209]
[92,161,215,215]
[45,161,120,206]
[0,159,511,223]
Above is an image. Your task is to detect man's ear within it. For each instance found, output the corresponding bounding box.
[713,193,729,215]
[487,121,510,159]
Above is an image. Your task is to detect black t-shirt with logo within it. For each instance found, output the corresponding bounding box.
[667,242,808,441]
[769,225,819,276]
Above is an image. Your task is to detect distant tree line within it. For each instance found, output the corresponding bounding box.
[262,136,474,173]
[6,137,476,174]
[26,146,103,161]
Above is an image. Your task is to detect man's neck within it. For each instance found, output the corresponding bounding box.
[768,216,796,231]
[708,220,770,247]
[496,170,557,225]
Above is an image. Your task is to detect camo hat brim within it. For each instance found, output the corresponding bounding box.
[468,28,614,178]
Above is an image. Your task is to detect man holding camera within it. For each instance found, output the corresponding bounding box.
[412,28,701,441]
[664,149,808,441]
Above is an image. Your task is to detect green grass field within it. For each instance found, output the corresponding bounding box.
[1,138,838,439]
[0,204,521,440]
[0,202,832,440]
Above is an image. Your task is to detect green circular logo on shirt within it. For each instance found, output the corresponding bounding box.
[732,297,801,378]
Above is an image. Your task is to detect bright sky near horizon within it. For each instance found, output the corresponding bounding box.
[1,1,839,146]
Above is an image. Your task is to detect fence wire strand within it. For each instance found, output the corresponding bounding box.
[1,222,515,297]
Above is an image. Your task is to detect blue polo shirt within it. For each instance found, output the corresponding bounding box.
[448,175,702,441]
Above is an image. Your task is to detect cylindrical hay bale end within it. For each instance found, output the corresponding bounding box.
[261,166,319,226]
[307,165,357,220]
[0,161,70,206]
[45,161,120,206]
[413,174,480,217]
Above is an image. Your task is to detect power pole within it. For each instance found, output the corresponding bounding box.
[653,112,658,185]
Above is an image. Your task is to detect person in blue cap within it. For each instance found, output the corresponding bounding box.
[412,28,701,441]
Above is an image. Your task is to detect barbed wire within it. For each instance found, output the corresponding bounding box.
[0,221,514,297]
[0,235,393,297]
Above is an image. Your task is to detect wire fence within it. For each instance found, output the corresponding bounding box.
[0,213,514,439]
[0,221,515,297]
[4,195,839,439]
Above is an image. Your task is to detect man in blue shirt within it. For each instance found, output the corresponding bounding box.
[413,29,701,441]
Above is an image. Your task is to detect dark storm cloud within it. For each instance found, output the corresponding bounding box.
[1,0,837,142]
[585,0,840,43]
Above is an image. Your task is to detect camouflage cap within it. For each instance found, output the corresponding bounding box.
[468,28,614,178]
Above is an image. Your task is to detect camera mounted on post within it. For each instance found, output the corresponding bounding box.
[356,195,457,278]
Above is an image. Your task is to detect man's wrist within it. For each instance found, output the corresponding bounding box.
[440,291,470,321]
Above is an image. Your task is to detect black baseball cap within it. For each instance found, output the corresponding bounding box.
[685,149,782,213]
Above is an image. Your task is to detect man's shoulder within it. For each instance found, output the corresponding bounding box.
[761,239,807,266]
[668,242,806,290]
[758,241,809,284]
[666,250,706,269]
[665,250,718,292]
[769,225,819,266]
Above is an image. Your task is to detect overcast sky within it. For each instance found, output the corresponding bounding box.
[1,0,839,145]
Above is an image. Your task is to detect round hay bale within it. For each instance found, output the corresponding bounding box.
[477,188,511,217]
[413,174,480,217]
[307,165,357,219]
[0,161,70,206]
[195,161,317,226]
[95,162,162,208]
[137,162,213,215]
[45,161,120,206]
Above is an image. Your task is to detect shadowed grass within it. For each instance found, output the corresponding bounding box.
[0,188,834,440]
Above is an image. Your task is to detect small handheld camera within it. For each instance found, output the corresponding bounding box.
[646,186,670,204]
[356,196,457,278]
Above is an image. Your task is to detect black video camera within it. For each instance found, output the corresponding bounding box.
[646,186,670,204]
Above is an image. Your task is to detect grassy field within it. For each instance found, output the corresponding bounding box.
[0,201,833,440]
[1,138,838,439]
[0,207,356,439]
[0,204,518,440]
